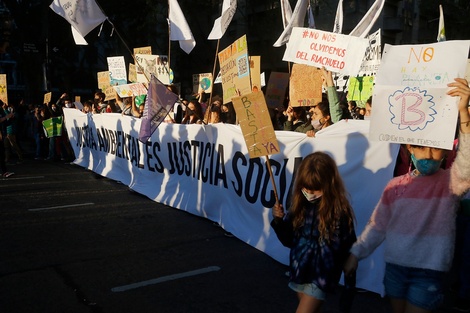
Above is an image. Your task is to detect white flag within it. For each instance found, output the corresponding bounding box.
[333,0,343,33]
[280,0,293,29]
[71,26,88,45]
[308,4,315,29]
[208,0,237,40]
[50,0,107,38]
[437,5,446,42]
[169,0,196,54]
[273,0,309,47]
[349,0,384,38]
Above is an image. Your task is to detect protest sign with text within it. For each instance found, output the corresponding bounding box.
[283,27,368,76]
[218,35,251,104]
[265,72,290,109]
[97,71,110,91]
[290,64,323,107]
[43,92,52,105]
[107,57,127,86]
[250,56,261,91]
[370,41,470,149]
[347,76,374,102]
[232,91,280,158]
[0,74,7,105]
[135,54,170,85]
[113,83,147,98]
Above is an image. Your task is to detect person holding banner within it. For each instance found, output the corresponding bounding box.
[181,100,203,124]
[283,105,312,133]
[271,152,356,313]
[343,78,470,313]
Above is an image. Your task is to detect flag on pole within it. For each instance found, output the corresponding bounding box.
[308,4,315,29]
[208,0,237,40]
[169,0,196,54]
[280,0,293,29]
[50,0,107,38]
[349,0,385,38]
[139,75,179,143]
[71,26,88,45]
[273,0,309,47]
[333,0,343,33]
[437,4,446,42]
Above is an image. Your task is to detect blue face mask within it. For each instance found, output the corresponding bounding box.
[410,154,442,176]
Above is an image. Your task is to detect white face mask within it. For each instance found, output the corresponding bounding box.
[302,188,322,202]
[65,103,72,108]
[311,118,323,131]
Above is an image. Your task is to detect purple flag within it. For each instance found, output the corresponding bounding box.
[139,75,178,142]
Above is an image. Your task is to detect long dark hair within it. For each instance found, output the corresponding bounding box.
[290,152,355,242]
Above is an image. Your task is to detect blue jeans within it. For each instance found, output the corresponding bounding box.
[384,263,445,311]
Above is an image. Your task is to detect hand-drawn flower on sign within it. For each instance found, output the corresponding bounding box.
[388,86,436,131]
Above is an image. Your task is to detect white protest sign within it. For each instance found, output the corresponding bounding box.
[135,54,170,85]
[358,28,382,76]
[107,56,127,86]
[283,27,368,76]
[370,41,470,150]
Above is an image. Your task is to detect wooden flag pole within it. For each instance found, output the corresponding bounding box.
[265,155,280,205]
[205,39,220,123]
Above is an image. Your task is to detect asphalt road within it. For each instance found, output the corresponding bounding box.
[0,158,459,313]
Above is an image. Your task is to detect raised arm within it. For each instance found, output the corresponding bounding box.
[321,67,342,123]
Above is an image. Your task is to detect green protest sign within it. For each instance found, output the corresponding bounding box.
[42,117,63,138]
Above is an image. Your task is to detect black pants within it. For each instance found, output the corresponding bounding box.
[0,138,6,174]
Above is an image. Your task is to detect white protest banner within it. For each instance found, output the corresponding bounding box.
[135,54,170,85]
[265,72,290,109]
[370,41,470,149]
[107,56,127,86]
[283,27,368,76]
[232,92,280,158]
[192,73,213,93]
[63,109,399,296]
[218,35,251,104]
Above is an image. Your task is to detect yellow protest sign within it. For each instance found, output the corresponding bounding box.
[347,76,374,102]
[218,35,251,104]
[0,74,7,104]
[289,64,322,107]
[104,86,116,101]
[133,46,152,55]
[232,92,280,158]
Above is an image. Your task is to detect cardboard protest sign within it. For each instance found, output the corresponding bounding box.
[192,73,213,93]
[347,76,374,102]
[97,71,110,91]
[133,46,152,55]
[265,72,290,109]
[283,27,368,76]
[135,54,170,85]
[218,35,251,104]
[370,41,470,150]
[0,74,7,104]
[104,86,116,102]
[107,57,127,86]
[128,63,137,83]
[42,116,63,138]
[232,91,280,158]
[250,56,261,92]
[43,92,52,105]
[465,59,470,82]
[113,83,147,97]
[289,64,323,107]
